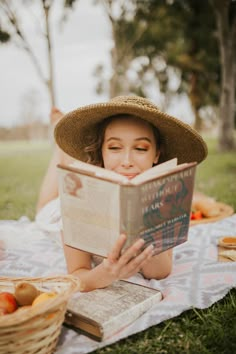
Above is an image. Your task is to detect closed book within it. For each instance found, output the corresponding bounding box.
[64,280,162,341]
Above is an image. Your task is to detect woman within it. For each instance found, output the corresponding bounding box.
[38,96,208,292]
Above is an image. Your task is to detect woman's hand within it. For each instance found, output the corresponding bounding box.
[64,233,155,292]
[102,234,154,280]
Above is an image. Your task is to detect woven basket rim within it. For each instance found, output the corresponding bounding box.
[0,275,79,328]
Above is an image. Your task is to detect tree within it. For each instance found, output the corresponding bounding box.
[91,1,221,129]
[120,0,221,130]
[93,0,148,98]
[95,0,235,151]
[210,0,236,150]
[0,0,74,108]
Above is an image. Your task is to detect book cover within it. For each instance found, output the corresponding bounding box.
[64,280,162,341]
[58,159,197,257]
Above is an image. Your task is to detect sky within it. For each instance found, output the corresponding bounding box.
[0,0,194,128]
[0,0,112,127]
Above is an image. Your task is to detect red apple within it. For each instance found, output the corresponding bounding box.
[0,292,18,315]
[0,308,8,315]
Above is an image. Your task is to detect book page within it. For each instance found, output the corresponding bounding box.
[65,158,179,185]
[69,160,128,184]
[58,168,121,256]
[131,158,178,185]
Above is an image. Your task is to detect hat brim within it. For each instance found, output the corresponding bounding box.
[54,97,208,165]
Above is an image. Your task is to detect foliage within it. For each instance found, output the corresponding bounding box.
[94,0,235,146]
[0,139,235,353]
[106,0,220,124]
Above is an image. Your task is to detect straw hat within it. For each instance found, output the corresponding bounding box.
[54,95,208,164]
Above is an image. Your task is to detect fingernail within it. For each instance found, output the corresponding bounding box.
[138,238,145,246]
[147,244,154,252]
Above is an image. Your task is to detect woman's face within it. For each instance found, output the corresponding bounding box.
[102,116,160,179]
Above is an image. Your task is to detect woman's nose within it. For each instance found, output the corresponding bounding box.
[121,151,133,167]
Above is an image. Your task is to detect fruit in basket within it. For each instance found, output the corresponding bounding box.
[32,291,57,306]
[0,291,18,315]
[14,282,40,306]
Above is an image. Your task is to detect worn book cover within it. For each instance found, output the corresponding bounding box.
[58,158,197,257]
[64,280,162,341]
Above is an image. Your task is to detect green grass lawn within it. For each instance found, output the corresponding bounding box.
[0,139,235,353]
[0,141,52,220]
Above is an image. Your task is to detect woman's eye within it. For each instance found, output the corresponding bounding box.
[108,146,121,150]
[135,147,148,151]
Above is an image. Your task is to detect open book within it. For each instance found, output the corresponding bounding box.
[58,158,197,257]
[64,280,162,341]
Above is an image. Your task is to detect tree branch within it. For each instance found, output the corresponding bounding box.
[0,0,47,84]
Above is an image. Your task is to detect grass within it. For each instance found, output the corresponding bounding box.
[194,138,236,210]
[0,139,236,353]
[0,141,52,220]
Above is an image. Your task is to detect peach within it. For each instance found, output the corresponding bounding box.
[0,292,18,315]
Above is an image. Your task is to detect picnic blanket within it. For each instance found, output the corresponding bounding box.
[0,200,236,353]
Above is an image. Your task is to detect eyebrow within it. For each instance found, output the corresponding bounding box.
[106,137,152,143]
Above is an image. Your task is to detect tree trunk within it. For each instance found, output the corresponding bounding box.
[43,1,56,107]
[219,41,235,150]
[211,0,236,151]
[109,46,120,98]
[189,72,202,131]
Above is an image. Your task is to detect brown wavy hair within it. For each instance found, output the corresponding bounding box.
[84,114,162,167]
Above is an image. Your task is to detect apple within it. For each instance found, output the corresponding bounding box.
[0,308,8,315]
[0,291,18,315]
[32,292,57,306]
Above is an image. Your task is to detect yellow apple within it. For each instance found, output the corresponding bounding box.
[32,292,57,306]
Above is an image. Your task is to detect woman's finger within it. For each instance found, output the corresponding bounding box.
[132,244,154,267]
[108,233,127,263]
[119,238,146,265]
[124,243,154,273]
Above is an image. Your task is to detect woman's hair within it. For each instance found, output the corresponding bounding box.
[84,114,162,166]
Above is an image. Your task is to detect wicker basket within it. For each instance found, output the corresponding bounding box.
[0,275,79,354]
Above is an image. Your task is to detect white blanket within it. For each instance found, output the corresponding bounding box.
[0,201,235,353]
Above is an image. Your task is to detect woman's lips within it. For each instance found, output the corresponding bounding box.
[121,173,139,180]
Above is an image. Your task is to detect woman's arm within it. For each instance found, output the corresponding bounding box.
[140,249,173,279]
[63,233,155,292]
